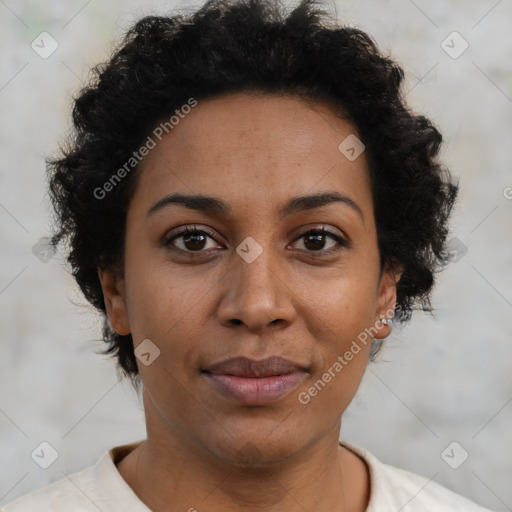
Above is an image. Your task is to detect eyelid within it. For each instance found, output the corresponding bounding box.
[290,226,349,252]
[291,225,347,242]
[164,224,349,253]
[163,224,222,247]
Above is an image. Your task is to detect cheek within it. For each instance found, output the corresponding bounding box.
[123,257,218,373]
[298,273,377,398]
[123,248,200,333]
[300,268,378,339]
[299,285,374,416]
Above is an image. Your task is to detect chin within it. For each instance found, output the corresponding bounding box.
[205,433,306,468]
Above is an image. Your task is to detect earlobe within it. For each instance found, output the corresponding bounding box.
[97,267,131,336]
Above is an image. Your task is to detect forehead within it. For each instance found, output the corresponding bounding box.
[131,92,373,219]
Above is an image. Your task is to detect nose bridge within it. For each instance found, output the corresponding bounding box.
[234,234,279,302]
[217,233,294,330]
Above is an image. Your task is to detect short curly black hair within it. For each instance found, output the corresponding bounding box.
[47,0,459,390]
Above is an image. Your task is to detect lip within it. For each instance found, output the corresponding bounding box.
[202,356,309,405]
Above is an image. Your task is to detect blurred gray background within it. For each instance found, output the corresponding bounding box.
[0,0,511,509]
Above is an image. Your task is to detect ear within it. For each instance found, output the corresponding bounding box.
[97,266,131,336]
[373,262,403,340]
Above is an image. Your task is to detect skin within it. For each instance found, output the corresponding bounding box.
[98,92,402,511]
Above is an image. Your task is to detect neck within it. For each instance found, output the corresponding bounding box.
[115,402,370,511]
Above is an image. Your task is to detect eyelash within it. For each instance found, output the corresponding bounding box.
[164,225,349,257]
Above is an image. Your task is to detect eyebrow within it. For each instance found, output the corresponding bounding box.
[146,191,365,224]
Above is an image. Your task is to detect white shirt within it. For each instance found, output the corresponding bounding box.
[1,439,496,511]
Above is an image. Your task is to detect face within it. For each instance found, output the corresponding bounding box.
[99,92,401,466]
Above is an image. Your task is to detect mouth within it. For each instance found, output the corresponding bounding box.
[201,356,309,405]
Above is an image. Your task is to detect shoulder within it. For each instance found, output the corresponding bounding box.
[340,440,497,512]
[1,441,145,512]
[1,466,98,512]
[378,462,494,511]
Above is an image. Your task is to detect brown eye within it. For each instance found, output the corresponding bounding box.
[302,232,332,250]
[292,228,349,255]
[180,231,208,251]
[165,226,221,253]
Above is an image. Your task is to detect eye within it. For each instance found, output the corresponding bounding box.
[291,227,349,255]
[164,225,222,253]
[164,225,349,256]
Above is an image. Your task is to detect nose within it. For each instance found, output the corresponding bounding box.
[216,240,297,333]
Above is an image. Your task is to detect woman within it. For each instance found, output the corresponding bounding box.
[3,0,497,510]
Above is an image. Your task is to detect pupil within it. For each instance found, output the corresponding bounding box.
[184,233,206,251]
[305,234,325,250]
